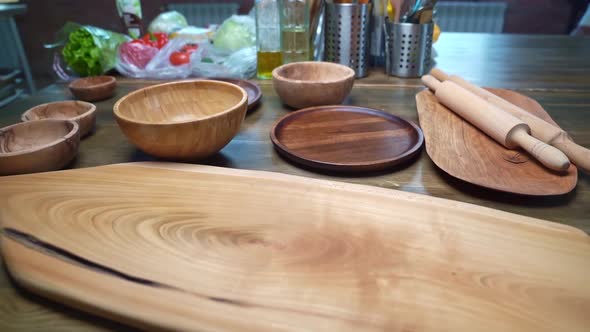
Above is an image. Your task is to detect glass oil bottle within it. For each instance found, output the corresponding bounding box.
[279,0,310,64]
[256,0,282,79]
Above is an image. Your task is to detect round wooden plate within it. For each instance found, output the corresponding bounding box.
[205,78,261,111]
[270,105,424,172]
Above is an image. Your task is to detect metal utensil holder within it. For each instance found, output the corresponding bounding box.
[385,21,433,77]
[324,2,372,78]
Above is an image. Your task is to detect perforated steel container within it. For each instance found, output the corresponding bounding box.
[324,3,371,78]
[385,21,433,77]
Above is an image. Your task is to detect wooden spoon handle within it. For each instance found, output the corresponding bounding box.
[508,128,570,171]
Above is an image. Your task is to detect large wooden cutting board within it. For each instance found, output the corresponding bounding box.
[0,162,589,332]
[416,88,578,195]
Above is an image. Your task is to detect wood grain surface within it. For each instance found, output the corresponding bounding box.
[202,78,262,112]
[0,120,80,176]
[421,76,570,171]
[271,105,423,172]
[21,101,96,138]
[113,80,248,160]
[0,33,589,331]
[68,76,116,102]
[429,68,590,173]
[416,88,578,195]
[272,62,355,109]
[1,162,589,332]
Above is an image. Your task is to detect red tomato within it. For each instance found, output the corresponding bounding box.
[152,32,169,49]
[139,33,157,48]
[169,51,190,66]
[141,33,152,43]
[158,39,167,49]
[181,44,199,53]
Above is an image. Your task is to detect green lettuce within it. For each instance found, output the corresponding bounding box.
[61,25,130,76]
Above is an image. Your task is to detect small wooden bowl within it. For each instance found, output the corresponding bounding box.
[0,120,80,176]
[113,80,248,160]
[272,61,355,109]
[69,75,116,102]
[21,101,96,137]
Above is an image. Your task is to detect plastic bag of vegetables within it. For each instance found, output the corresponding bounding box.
[191,44,256,79]
[188,15,257,79]
[117,36,198,79]
[48,22,131,78]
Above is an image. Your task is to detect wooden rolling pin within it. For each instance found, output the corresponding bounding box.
[431,68,590,172]
[422,75,570,171]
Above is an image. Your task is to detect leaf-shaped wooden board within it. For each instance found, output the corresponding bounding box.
[1,162,589,332]
[416,88,578,195]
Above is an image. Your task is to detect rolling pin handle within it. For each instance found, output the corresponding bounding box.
[421,75,442,92]
[509,128,571,171]
[430,68,450,81]
[552,137,590,173]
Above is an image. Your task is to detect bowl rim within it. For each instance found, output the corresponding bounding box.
[0,119,79,157]
[113,79,248,125]
[272,61,355,84]
[21,100,96,123]
[68,75,116,90]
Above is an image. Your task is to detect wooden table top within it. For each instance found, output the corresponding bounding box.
[0,33,589,331]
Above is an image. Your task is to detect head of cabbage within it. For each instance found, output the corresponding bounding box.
[148,11,188,34]
[213,15,256,52]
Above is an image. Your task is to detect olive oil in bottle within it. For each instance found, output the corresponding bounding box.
[257,51,283,79]
[281,26,310,63]
[279,0,310,64]
[256,0,281,79]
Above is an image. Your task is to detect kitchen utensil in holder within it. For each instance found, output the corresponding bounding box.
[370,14,386,67]
[385,20,433,77]
[324,2,372,78]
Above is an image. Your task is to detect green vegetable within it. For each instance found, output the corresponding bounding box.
[61,25,130,77]
[62,29,102,76]
[213,15,255,52]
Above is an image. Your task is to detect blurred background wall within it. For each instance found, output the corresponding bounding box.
[8,0,590,90]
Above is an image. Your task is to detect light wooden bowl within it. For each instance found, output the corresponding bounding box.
[0,120,80,176]
[69,75,116,101]
[113,80,248,160]
[21,101,96,137]
[272,61,355,109]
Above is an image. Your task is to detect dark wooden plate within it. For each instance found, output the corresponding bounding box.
[205,78,261,111]
[270,105,424,172]
[415,88,578,196]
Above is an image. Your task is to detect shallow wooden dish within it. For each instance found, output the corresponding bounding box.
[271,105,424,172]
[0,119,80,176]
[272,61,355,109]
[205,78,262,111]
[416,88,578,195]
[21,100,96,137]
[0,162,589,332]
[69,75,116,101]
[113,80,248,160]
